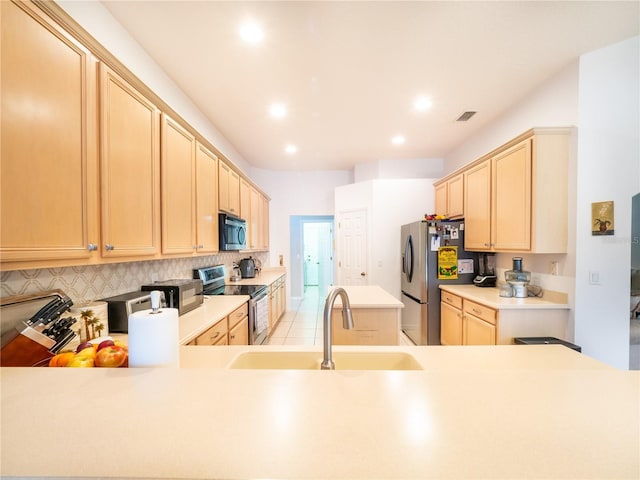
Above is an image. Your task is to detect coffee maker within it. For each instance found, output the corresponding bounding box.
[473,253,497,287]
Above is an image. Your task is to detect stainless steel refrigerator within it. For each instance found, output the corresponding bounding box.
[401,220,477,345]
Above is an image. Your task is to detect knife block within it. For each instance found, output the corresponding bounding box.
[0,327,54,367]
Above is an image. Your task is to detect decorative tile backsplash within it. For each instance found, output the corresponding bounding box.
[0,252,269,304]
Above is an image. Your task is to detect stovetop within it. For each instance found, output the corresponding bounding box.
[203,284,267,298]
[194,265,267,298]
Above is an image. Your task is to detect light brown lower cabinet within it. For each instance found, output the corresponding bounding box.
[189,303,249,346]
[440,293,496,346]
[462,299,497,345]
[331,308,400,345]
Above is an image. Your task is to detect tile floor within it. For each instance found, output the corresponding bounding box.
[266,286,414,346]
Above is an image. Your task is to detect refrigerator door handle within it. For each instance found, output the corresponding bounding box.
[404,235,414,283]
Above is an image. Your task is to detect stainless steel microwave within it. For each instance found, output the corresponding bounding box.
[219,213,247,251]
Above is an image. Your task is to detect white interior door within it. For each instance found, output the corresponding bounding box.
[337,209,368,285]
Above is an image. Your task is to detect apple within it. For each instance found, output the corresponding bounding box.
[95,345,127,368]
[67,354,95,368]
[97,339,115,351]
[76,341,93,353]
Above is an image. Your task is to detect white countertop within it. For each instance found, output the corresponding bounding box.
[440,284,570,310]
[2,345,638,479]
[330,285,404,308]
[226,266,286,287]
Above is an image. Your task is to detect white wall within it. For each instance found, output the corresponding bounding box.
[354,158,444,182]
[57,0,251,174]
[335,179,436,299]
[250,169,352,303]
[445,60,579,173]
[574,36,640,369]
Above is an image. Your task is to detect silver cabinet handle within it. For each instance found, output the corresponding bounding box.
[105,244,115,251]
[88,243,98,251]
[198,244,204,249]
[210,332,220,340]
[472,308,482,315]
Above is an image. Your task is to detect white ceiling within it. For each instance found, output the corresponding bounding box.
[100,1,639,171]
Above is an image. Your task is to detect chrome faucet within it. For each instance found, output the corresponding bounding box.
[321,287,354,370]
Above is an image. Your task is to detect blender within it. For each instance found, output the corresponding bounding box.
[505,257,530,298]
[473,253,497,287]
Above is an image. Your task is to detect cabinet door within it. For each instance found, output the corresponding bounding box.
[195,143,218,253]
[1,1,97,264]
[161,115,196,254]
[100,64,160,258]
[440,302,463,345]
[492,140,532,251]
[229,317,248,345]
[261,194,270,249]
[434,183,447,216]
[464,159,492,250]
[229,170,241,216]
[463,314,496,345]
[447,174,464,218]
[218,161,231,213]
[250,187,261,249]
[240,178,251,228]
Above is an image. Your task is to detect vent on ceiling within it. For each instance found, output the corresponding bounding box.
[456,111,476,122]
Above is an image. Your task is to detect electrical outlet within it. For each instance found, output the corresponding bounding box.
[151,273,159,283]
[589,271,601,285]
[551,261,558,276]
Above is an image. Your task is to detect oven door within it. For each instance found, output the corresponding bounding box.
[249,291,269,345]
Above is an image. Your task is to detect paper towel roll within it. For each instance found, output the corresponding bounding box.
[128,308,180,368]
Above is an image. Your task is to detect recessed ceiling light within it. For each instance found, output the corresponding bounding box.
[285,144,297,154]
[414,96,433,111]
[392,135,406,145]
[269,103,286,118]
[239,21,264,44]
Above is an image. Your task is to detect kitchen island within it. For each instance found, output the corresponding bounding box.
[2,345,638,479]
[329,285,404,345]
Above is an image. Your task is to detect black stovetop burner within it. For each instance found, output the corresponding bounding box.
[195,265,267,299]
[203,284,266,298]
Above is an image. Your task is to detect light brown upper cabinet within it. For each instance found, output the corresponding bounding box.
[434,174,464,219]
[240,177,251,224]
[1,0,98,266]
[195,143,219,253]
[260,194,270,250]
[463,160,492,250]
[462,128,570,253]
[240,178,270,251]
[161,114,196,255]
[250,187,261,250]
[99,64,161,259]
[219,161,240,216]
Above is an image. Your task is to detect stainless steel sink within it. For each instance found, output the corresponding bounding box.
[227,351,423,370]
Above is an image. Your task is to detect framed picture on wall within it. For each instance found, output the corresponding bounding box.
[592,201,615,235]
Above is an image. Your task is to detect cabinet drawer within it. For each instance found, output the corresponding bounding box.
[195,319,227,345]
[463,300,496,325]
[441,291,462,309]
[229,303,248,328]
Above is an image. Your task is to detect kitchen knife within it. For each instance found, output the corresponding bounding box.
[28,298,63,325]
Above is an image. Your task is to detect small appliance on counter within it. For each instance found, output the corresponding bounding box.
[239,257,256,278]
[230,263,242,282]
[140,279,203,316]
[473,253,497,287]
[101,290,166,333]
[505,257,531,298]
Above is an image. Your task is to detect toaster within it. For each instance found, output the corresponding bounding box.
[101,290,166,333]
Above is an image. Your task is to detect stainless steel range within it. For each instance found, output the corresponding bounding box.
[193,265,269,345]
